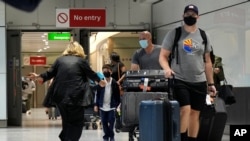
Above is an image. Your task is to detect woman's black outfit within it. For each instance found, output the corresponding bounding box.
[40,55,101,141]
[111,62,125,81]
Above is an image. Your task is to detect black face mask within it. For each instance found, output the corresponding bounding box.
[103,72,111,78]
[184,16,197,26]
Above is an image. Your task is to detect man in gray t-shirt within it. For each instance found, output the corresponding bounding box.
[129,31,162,141]
[131,31,162,70]
[162,26,211,82]
[159,4,216,141]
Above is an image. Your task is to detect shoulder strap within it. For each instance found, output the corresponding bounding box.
[117,63,120,79]
[199,28,207,62]
[170,26,182,65]
[171,27,207,64]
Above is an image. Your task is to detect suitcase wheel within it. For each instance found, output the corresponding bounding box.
[85,123,90,130]
[92,123,98,129]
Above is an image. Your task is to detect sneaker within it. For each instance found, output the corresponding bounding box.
[115,128,121,133]
[26,110,31,115]
[110,138,115,141]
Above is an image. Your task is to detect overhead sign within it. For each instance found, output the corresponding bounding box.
[56,8,106,27]
[48,32,71,40]
[30,56,46,65]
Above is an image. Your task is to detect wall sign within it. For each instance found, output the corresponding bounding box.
[56,8,106,27]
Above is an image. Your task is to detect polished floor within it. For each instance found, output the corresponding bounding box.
[0,108,129,141]
[0,108,229,141]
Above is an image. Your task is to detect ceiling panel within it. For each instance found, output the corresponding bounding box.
[21,32,70,53]
[21,31,140,53]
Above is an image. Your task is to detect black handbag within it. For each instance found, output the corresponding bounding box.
[218,79,236,105]
[43,81,56,108]
[82,82,95,107]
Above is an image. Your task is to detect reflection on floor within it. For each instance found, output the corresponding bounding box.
[0,108,129,141]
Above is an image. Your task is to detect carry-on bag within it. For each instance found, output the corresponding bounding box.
[121,92,168,127]
[122,70,168,92]
[139,99,180,141]
[197,96,227,141]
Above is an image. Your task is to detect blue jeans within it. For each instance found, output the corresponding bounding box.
[100,109,115,140]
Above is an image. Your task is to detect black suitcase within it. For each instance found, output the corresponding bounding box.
[122,70,168,92]
[197,96,227,141]
[121,92,168,127]
[139,99,180,141]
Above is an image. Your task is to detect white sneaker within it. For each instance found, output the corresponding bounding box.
[26,110,31,115]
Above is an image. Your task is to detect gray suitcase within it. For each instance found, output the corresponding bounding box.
[121,92,168,127]
[48,107,60,120]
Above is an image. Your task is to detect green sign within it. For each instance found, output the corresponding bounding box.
[48,32,71,40]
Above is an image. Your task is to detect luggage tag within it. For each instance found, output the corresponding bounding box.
[142,78,149,92]
[206,92,218,105]
[138,78,152,91]
[206,94,212,105]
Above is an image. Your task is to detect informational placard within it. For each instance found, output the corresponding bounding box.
[56,8,106,27]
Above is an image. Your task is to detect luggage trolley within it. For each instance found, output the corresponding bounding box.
[119,70,171,141]
[84,107,101,130]
[83,81,102,130]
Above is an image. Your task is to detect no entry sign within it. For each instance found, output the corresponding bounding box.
[56,8,106,27]
[30,56,46,65]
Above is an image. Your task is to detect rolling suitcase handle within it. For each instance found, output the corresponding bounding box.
[168,75,175,100]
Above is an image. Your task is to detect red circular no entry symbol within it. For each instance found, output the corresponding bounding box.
[57,13,68,23]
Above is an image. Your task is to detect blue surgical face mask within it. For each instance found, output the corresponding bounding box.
[139,40,148,48]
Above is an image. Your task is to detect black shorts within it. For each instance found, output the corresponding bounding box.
[173,79,207,111]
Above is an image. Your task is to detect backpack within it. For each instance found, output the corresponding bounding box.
[169,26,208,65]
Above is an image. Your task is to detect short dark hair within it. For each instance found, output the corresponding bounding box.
[102,64,112,70]
[110,52,120,62]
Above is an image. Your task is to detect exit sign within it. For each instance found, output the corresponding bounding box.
[48,32,71,40]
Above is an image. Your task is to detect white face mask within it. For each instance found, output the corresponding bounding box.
[139,40,148,48]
